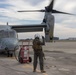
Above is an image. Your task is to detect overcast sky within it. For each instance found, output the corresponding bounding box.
[0,0,76,39]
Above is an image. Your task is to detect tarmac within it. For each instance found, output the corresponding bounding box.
[0,41,76,75]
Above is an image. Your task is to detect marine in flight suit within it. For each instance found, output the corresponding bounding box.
[32,36,46,73]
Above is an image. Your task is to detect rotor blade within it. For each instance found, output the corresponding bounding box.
[18,10,45,12]
[45,0,55,12]
[18,0,55,12]
[48,0,55,10]
[52,10,75,15]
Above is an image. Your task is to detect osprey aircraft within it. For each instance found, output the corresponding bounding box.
[0,0,75,57]
[18,0,75,41]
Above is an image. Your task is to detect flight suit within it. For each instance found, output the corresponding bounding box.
[32,37,45,72]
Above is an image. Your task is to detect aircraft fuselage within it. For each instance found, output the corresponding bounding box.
[0,27,19,56]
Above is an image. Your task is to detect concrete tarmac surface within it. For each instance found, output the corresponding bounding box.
[0,41,76,75]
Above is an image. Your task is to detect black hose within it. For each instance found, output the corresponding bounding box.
[14,49,19,62]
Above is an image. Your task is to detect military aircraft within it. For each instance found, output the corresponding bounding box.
[0,23,19,57]
[0,0,75,57]
[18,0,75,42]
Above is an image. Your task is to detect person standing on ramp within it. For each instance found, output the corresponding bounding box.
[32,34,46,73]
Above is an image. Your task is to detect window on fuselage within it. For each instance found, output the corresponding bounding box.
[0,30,17,38]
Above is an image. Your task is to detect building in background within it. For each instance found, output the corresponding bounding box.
[53,37,59,40]
[67,38,76,40]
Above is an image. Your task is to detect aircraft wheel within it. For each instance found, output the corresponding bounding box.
[7,52,13,57]
[7,51,10,57]
[10,53,13,57]
[29,57,32,63]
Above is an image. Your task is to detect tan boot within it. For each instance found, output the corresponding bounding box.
[33,70,36,72]
[41,70,46,73]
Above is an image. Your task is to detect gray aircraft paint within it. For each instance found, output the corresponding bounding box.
[0,27,19,53]
[42,12,54,42]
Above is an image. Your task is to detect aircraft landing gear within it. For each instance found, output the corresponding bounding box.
[5,48,13,57]
[7,51,13,57]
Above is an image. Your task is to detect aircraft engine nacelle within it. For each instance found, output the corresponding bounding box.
[44,13,54,42]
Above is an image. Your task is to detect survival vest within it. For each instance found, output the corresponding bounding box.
[32,38,42,51]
